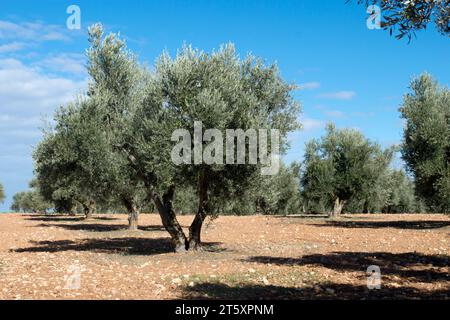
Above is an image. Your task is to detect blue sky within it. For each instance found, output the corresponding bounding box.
[0,0,449,211]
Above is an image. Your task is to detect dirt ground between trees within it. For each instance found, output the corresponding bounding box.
[0,213,448,300]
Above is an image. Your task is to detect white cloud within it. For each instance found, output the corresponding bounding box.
[36,53,86,75]
[301,117,325,131]
[351,111,375,118]
[317,91,356,100]
[0,20,70,42]
[0,58,87,115]
[297,81,320,90]
[0,114,43,128]
[324,110,346,118]
[0,42,26,53]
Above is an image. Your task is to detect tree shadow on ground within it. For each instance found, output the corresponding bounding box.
[35,223,176,232]
[25,215,119,222]
[244,252,449,283]
[181,282,449,300]
[12,237,173,255]
[35,223,124,232]
[274,214,329,219]
[26,216,85,222]
[12,238,222,256]
[315,220,450,230]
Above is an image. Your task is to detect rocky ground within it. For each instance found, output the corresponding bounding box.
[0,213,448,299]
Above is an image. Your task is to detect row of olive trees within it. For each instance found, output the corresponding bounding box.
[17,81,443,218]
[301,73,450,215]
[11,26,447,253]
[300,124,418,216]
[30,24,300,252]
[10,180,52,213]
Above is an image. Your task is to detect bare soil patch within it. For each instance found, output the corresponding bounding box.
[0,213,448,299]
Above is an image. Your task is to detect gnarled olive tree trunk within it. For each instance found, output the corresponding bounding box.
[123,149,211,253]
[330,197,345,218]
[83,200,96,219]
[188,171,209,251]
[158,186,188,252]
[123,197,140,231]
[122,150,188,252]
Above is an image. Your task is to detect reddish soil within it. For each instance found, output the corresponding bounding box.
[0,213,448,300]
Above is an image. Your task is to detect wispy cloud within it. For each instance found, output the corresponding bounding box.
[0,58,88,115]
[0,115,43,128]
[317,91,356,100]
[301,117,325,131]
[324,110,346,118]
[297,81,320,90]
[0,42,26,53]
[35,53,87,75]
[0,20,71,42]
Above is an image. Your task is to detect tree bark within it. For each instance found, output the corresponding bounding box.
[121,148,188,252]
[159,186,188,252]
[331,197,345,218]
[123,197,140,231]
[83,200,96,219]
[69,203,77,216]
[188,171,208,251]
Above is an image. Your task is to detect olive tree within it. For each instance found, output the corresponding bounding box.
[302,124,394,216]
[85,25,149,229]
[400,73,450,212]
[34,25,148,227]
[10,180,52,213]
[85,25,300,251]
[382,169,417,213]
[255,162,302,215]
[136,45,299,250]
[34,101,108,219]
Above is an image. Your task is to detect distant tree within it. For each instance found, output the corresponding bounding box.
[10,180,52,213]
[301,124,394,216]
[34,96,148,227]
[400,73,450,212]
[382,169,417,213]
[11,192,25,212]
[33,132,84,216]
[0,182,5,203]
[352,0,450,40]
[255,162,302,215]
[34,104,101,219]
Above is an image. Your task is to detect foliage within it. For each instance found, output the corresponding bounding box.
[255,162,302,215]
[353,0,450,40]
[0,182,5,204]
[400,73,450,212]
[11,180,52,213]
[33,100,111,212]
[301,124,394,214]
[382,169,417,213]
